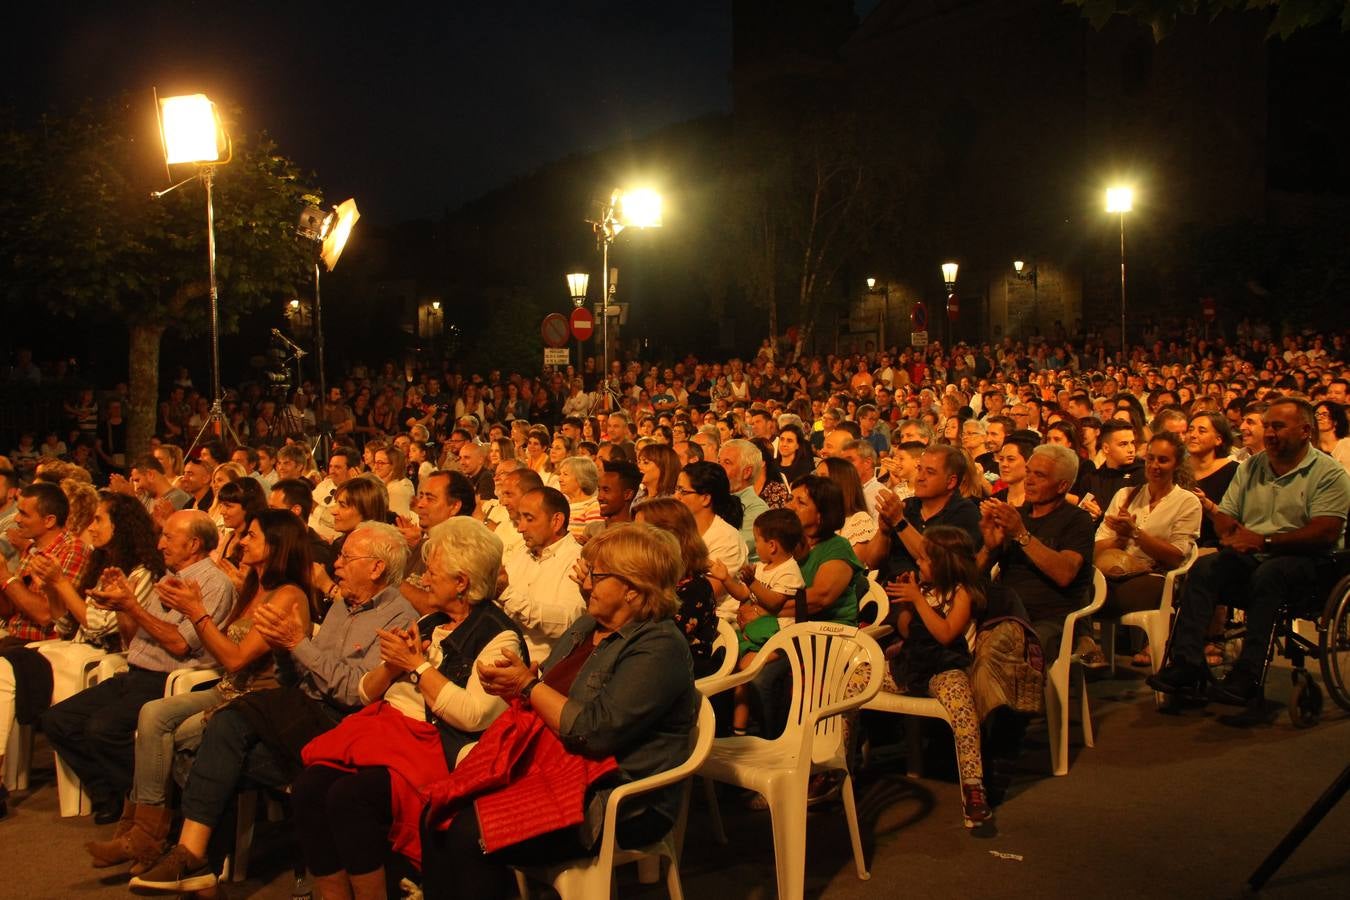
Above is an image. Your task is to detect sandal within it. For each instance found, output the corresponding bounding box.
[1204,640,1225,667]
[1130,646,1152,667]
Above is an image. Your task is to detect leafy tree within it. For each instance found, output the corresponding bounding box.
[1068,0,1350,39]
[0,97,318,457]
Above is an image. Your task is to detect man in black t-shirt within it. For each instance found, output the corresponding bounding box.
[877,444,982,583]
[979,444,1095,663]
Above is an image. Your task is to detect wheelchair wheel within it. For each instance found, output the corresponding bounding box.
[1289,670,1322,728]
[1318,575,1350,713]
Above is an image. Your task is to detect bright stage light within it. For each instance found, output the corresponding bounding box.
[159,94,224,165]
[1106,186,1134,213]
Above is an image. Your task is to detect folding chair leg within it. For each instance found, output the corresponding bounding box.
[1079,669,1095,748]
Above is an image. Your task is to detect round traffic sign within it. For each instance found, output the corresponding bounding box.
[541,313,570,348]
[570,307,595,341]
[911,302,928,331]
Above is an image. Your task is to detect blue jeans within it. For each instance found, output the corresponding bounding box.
[132,686,222,806]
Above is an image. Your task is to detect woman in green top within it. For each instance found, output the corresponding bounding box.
[788,475,865,625]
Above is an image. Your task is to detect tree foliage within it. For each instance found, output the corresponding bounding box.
[1068,0,1350,39]
[0,97,320,454]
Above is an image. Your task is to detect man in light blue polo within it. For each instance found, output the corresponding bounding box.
[1150,398,1350,706]
[718,440,768,563]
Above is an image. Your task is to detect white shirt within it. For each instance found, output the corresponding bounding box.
[703,514,749,618]
[839,510,879,547]
[757,557,806,630]
[484,503,525,559]
[498,534,585,665]
[309,477,340,543]
[1094,484,1201,571]
[861,477,883,519]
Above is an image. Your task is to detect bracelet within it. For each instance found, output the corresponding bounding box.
[3,575,19,592]
[519,677,542,704]
[193,613,210,628]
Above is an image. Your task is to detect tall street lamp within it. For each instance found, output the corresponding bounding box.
[1106,186,1134,357]
[941,262,959,348]
[154,92,232,451]
[588,188,661,406]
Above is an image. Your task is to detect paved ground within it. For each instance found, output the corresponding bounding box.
[2,665,1347,899]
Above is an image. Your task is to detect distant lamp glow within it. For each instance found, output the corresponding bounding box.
[1105,186,1134,214]
[1013,260,1025,274]
[158,94,224,165]
[288,299,300,311]
[866,277,877,291]
[616,189,663,230]
[431,300,441,311]
[941,262,959,287]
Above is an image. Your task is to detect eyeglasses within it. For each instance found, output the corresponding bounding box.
[673,487,701,496]
[584,570,627,587]
[338,553,379,565]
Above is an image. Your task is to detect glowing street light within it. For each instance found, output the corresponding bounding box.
[866,277,877,291]
[153,91,232,451]
[1106,185,1134,356]
[566,272,590,308]
[589,188,662,403]
[941,262,959,287]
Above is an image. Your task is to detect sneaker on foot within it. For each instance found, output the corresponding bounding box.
[961,783,993,828]
[128,845,216,895]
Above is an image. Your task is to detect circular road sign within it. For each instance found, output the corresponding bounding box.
[541,313,570,348]
[912,301,928,331]
[570,307,595,341]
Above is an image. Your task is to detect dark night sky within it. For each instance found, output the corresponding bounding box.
[5,1,733,224]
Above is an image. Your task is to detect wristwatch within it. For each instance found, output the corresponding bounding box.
[408,661,433,685]
[520,677,542,704]
[1015,531,1032,547]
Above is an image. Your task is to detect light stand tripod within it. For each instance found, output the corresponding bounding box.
[156,165,238,455]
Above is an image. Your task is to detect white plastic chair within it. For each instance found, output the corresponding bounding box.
[858,578,890,633]
[696,619,738,692]
[515,696,716,900]
[698,622,884,900]
[50,651,130,816]
[1045,568,1107,777]
[1100,546,1198,677]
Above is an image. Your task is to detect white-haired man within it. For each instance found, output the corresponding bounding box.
[717,439,768,560]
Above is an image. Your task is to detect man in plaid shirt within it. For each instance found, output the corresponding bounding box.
[0,482,88,643]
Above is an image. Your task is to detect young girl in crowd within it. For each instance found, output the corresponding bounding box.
[711,509,805,735]
[884,525,992,829]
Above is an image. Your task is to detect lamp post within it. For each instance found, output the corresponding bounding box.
[296,198,360,462]
[941,262,959,349]
[154,92,233,452]
[567,272,589,375]
[1106,186,1133,358]
[588,189,661,408]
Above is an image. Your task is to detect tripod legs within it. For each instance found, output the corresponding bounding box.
[1247,763,1350,889]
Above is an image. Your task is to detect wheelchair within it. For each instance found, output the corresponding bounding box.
[1223,549,1350,727]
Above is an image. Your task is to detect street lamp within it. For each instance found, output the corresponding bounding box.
[566,272,590,308]
[1106,186,1134,357]
[941,262,959,347]
[866,277,877,292]
[296,197,360,461]
[153,92,231,452]
[588,189,661,405]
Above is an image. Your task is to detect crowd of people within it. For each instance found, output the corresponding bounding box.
[0,322,1347,897]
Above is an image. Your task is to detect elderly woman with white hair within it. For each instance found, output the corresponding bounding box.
[557,455,603,540]
[290,518,524,898]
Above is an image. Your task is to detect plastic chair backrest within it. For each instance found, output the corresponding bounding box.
[858,578,889,627]
[755,622,883,767]
[696,619,739,691]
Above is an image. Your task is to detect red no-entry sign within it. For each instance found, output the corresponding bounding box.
[570,307,595,341]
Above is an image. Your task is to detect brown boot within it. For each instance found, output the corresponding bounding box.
[84,803,173,871]
[126,804,175,875]
[85,800,139,867]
